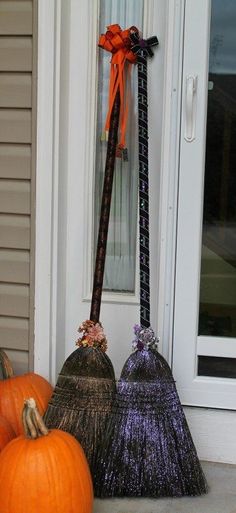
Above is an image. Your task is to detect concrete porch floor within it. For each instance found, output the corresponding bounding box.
[94,461,236,513]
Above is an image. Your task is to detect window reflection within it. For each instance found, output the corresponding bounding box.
[199,0,236,338]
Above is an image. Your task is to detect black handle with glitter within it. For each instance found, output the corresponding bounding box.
[138,54,150,328]
[131,32,159,328]
[90,91,120,323]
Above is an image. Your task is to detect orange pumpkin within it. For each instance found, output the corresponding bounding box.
[0,398,93,513]
[0,415,15,452]
[0,349,53,435]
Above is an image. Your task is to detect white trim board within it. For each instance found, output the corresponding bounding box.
[185,407,236,465]
[34,0,62,382]
[157,0,185,362]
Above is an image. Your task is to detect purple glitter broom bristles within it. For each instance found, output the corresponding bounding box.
[94,329,207,497]
[94,29,208,497]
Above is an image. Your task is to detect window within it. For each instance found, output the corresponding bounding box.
[94,0,143,292]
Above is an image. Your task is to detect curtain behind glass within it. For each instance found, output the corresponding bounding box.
[95,0,143,292]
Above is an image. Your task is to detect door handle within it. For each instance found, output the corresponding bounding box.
[185,75,197,142]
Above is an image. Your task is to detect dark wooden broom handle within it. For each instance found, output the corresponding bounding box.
[90,91,120,323]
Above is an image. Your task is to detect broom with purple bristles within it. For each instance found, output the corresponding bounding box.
[94,28,208,497]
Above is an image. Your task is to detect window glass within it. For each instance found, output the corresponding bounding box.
[95,0,143,292]
[198,0,236,345]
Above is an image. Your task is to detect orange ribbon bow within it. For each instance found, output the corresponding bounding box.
[98,24,137,158]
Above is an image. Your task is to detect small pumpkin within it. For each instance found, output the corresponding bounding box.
[0,415,15,452]
[0,349,53,435]
[0,398,93,513]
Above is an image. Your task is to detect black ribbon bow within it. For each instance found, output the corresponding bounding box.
[130,31,159,58]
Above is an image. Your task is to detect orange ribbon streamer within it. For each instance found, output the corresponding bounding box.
[98,24,137,158]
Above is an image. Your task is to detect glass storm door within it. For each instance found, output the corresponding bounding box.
[173,0,236,409]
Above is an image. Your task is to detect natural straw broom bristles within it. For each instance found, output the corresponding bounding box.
[44,345,116,476]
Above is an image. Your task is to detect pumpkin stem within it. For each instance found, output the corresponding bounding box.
[22,398,49,439]
[0,349,14,379]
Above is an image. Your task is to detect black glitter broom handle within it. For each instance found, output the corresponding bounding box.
[90,91,120,323]
[131,32,158,329]
[138,53,150,328]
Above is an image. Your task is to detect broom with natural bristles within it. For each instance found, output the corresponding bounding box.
[44,25,137,477]
[94,29,208,497]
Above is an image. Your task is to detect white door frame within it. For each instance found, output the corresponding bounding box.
[34,0,189,381]
[168,0,236,463]
[34,0,168,382]
[173,0,236,410]
[34,0,61,381]
[157,0,185,363]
